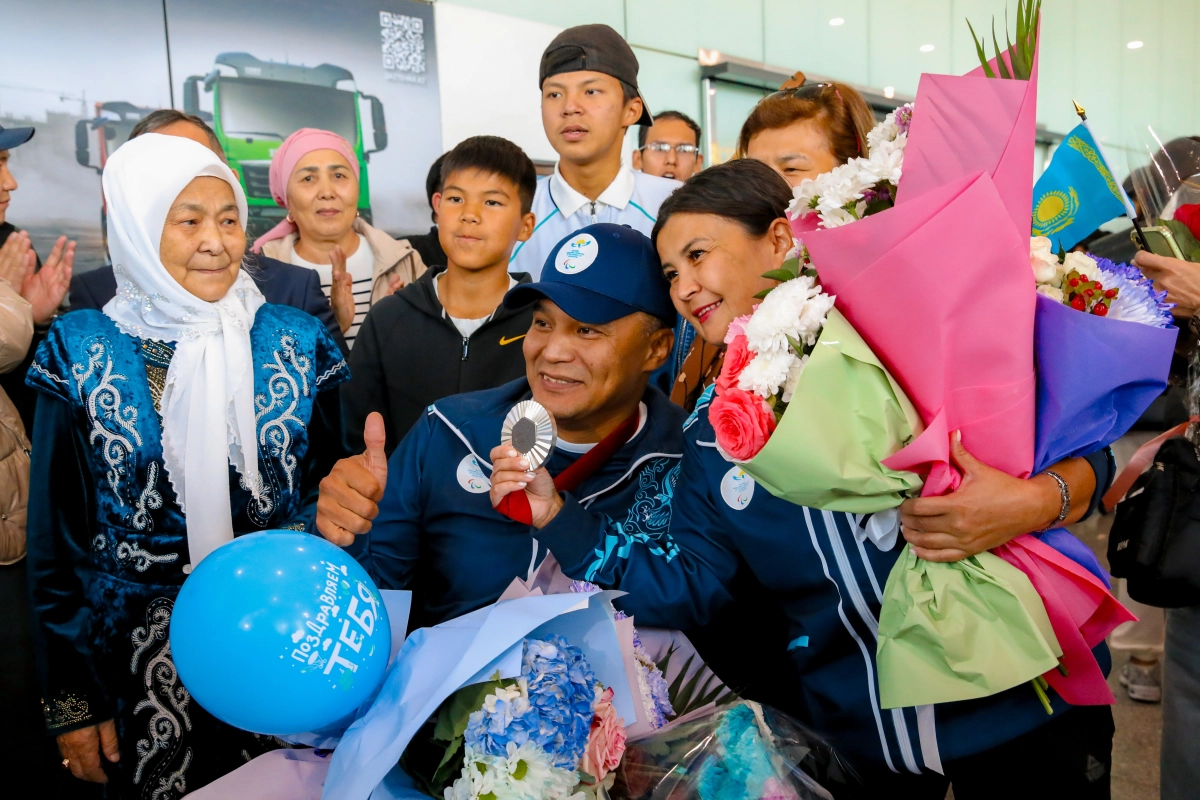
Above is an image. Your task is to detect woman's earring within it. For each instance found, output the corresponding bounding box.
[286,213,294,224]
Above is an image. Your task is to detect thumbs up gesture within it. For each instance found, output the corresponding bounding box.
[329,245,356,334]
[317,412,389,546]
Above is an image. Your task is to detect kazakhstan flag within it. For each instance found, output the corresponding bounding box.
[1032,122,1132,251]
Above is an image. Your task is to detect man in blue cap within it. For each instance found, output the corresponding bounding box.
[316,223,685,629]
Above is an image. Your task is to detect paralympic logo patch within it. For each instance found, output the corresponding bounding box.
[555,233,599,274]
[456,454,491,493]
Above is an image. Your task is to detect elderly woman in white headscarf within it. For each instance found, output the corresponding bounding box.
[23,133,348,795]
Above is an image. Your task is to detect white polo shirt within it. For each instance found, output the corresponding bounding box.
[509,163,681,280]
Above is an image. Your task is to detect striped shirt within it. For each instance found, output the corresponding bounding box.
[293,234,374,346]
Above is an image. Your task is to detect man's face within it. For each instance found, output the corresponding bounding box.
[434,168,535,271]
[632,118,702,180]
[541,71,643,166]
[524,300,671,431]
[0,150,17,225]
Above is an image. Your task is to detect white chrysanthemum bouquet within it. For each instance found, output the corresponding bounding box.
[709,107,924,513]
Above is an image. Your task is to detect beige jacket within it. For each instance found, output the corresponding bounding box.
[260,217,427,306]
[0,277,32,565]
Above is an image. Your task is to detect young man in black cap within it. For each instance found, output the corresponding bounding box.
[508,24,681,280]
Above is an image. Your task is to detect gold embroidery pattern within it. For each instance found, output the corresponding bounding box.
[1066,135,1123,202]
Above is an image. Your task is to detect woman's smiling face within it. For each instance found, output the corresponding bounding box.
[656,212,794,345]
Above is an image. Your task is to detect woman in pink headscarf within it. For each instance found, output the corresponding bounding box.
[253,128,425,344]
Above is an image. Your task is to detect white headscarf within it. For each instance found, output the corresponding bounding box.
[102,133,266,565]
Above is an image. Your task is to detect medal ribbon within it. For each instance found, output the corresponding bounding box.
[494,408,641,525]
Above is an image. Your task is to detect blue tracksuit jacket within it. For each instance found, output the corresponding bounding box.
[354,378,685,630]
[537,385,1113,775]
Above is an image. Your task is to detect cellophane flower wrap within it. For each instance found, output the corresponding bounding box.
[709,107,925,515]
[612,702,852,800]
[988,241,1170,706]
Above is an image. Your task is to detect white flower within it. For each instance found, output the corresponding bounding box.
[865,138,904,184]
[495,742,577,800]
[448,743,578,800]
[1063,251,1101,281]
[1029,236,1061,285]
[737,350,799,398]
[1036,284,1065,303]
[867,117,900,151]
[789,178,821,217]
[781,354,809,403]
[818,207,859,228]
[743,276,833,354]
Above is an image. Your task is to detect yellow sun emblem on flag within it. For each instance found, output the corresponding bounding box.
[1032,187,1079,236]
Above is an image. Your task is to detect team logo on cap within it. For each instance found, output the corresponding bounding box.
[555,233,599,274]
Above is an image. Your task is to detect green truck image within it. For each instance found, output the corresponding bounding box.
[183,52,388,240]
[75,101,154,242]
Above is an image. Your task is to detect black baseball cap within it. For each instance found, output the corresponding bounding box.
[539,24,653,127]
[0,125,35,151]
[504,223,675,325]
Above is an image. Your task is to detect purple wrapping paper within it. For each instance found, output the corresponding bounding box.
[1031,293,1178,584]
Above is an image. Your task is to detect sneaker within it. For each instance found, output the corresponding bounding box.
[1118,658,1162,703]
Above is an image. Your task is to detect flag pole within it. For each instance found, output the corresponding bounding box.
[1074,99,1151,252]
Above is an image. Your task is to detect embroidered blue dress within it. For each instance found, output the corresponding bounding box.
[24,304,348,799]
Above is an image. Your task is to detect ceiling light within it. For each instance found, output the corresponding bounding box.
[920,44,935,53]
[698,48,722,66]
[1127,40,1144,49]
[883,86,895,99]
[829,17,845,26]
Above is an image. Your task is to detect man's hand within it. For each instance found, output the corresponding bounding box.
[900,432,1069,562]
[329,245,355,334]
[0,229,35,291]
[22,236,74,324]
[489,445,563,528]
[57,719,119,783]
[1134,250,1200,316]
[316,412,389,545]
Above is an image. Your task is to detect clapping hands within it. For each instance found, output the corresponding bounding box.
[0,231,74,324]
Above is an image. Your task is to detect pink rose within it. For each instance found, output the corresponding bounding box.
[724,313,753,345]
[581,687,626,781]
[716,334,752,391]
[709,387,776,461]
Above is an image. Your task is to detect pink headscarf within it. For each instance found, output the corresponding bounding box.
[250,128,360,253]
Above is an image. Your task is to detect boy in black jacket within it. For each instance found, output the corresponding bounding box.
[343,136,537,454]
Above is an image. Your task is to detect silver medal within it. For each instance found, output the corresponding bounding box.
[500,400,557,471]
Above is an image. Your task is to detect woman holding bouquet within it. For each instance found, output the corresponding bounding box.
[24,134,348,797]
[492,159,1118,797]
[673,76,874,409]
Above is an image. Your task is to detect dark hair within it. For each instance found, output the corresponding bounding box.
[440,135,537,215]
[734,72,874,166]
[426,152,447,222]
[619,80,639,106]
[652,159,791,246]
[130,109,224,160]
[638,110,701,149]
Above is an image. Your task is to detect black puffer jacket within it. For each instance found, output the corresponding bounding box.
[342,266,534,455]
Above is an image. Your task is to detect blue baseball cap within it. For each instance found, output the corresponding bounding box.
[0,125,34,151]
[504,223,675,325]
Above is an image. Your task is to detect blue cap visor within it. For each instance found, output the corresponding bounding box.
[505,282,639,325]
[0,127,34,151]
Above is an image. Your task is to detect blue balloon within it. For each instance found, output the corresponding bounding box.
[170,531,390,735]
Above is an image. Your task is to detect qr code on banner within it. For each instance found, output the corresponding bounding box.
[380,11,426,75]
